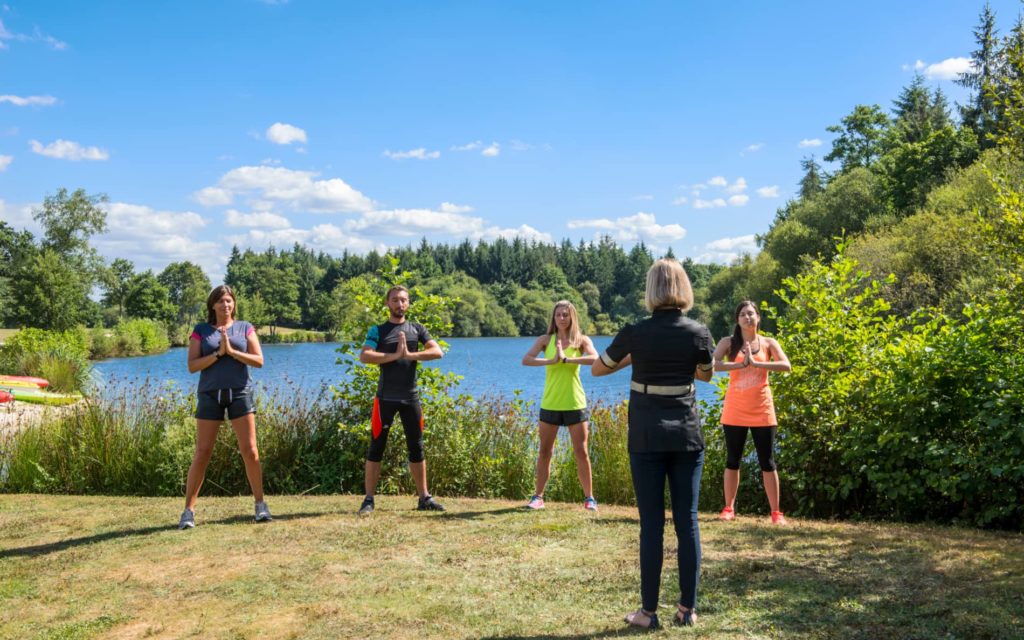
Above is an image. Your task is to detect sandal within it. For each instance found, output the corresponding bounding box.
[675,603,697,626]
[623,608,660,630]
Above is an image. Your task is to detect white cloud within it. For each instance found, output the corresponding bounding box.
[695,234,760,264]
[0,199,36,230]
[0,155,11,171]
[757,186,780,198]
[194,187,234,207]
[633,194,655,201]
[451,141,482,152]
[708,176,727,187]
[0,19,66,50]
[265,122,307,145]
[728,194,749,206]
[471,224,552,244]
[924,57,974,80]
[567,212,686,248]
[95,202,222,277]
[902,60,926,71]
[694,198,727,209]
[439,202,474,214]
[725,177,747,194]
[0,94,57,106]
[741,143,764,156]
[225,209,291,229]
[383,147,441,160]
[799,138,822,148]
[482,142,500,157]
[672,196,688,206]
[29,138,108,161]
[347,207,485,236]
[199,165,374,213]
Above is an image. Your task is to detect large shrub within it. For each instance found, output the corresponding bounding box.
[0,327,92,393]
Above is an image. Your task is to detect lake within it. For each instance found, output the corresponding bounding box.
[93,337,721,406]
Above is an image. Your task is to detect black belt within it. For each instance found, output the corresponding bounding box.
[630,381,695,396]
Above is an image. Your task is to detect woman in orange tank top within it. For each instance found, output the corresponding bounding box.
[713,300,791,524]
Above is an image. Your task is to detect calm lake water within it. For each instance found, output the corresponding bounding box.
[93,337,721,406]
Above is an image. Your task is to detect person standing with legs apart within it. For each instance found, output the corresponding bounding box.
[357,285,446,515]
[714,300,792,525]
[592,259,714,629]
[521,301,600,511]
[179,285,270,529]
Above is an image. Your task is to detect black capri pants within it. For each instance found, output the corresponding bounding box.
[722,425,778,472]
[366,398,425,463]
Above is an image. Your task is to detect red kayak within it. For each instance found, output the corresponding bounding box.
[0,375,49,389]
[0,390,12,403]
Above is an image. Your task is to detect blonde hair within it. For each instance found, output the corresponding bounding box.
[644,258,694,312]
[545,300,583,349]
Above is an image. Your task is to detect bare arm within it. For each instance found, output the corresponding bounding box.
[226,330,264,368]
[753,338,791,372]
[713,337,748,372]
[186,336,220,374]
[522,335,557,366]
[564,336,598,366]
[359,345,401,365]
[405,339,443,362]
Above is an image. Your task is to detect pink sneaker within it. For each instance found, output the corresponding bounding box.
[526,495,545,510]
[719,507,735,521]
[770,511,787,525]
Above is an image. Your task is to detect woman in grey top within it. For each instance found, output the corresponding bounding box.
[178,285,270,529]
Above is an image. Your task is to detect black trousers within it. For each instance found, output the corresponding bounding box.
[629,449,704,611]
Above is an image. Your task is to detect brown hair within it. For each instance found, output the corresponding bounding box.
[206,285,236,324]
[385,285,409,302]
[730,300,760,360]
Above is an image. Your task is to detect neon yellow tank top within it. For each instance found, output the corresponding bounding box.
[541,334,587,411]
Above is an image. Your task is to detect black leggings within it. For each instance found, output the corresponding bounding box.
[723,425,777,472]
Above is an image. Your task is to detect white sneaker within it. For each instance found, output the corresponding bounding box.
[254,501,273,522]
[178,508,195,529]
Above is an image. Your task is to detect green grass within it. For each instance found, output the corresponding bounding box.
[1,495,1021,639]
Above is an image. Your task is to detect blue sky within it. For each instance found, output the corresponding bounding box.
[2,0,1020,281]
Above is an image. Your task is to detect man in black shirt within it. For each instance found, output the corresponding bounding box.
[357,285,445,515]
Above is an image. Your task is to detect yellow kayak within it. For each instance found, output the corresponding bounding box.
[0,375,50,389]
[0,385,81,406]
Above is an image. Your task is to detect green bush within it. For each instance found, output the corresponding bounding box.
[0,327,92,393]
[89,319,170,359]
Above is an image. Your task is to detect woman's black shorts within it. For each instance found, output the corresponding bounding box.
[195,387,255,421]
[538,408,590,426]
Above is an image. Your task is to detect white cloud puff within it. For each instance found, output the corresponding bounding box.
[194,187,234,207]
[95,202,222,277]
[741,143,764,156]
[198,165,374,213]
[482,142,500,157]
[29,139,108,161]
[225,209,291,229]
[708,176,727,187]
[728,195,749,206]
[695,234,760,264]
[924,57,974,80]
[567,212,686,248]
[383,147,441,160]
[0,155,11,171]
[265,122,308,145]
[0,94,57,106]
[347,207,485,236]
[672,197,688,206]
[471,224,552,244]
[799,138,822,148]
[757,186,780,198]
[451,141,482,152]
[693,198,727,209]
[725,178,747,194]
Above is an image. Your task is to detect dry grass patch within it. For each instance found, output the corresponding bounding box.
[0,495,1021,639]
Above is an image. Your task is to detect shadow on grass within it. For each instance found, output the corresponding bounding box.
[0,511,327,558]
[438,506,526,520]
[481,626,654,639]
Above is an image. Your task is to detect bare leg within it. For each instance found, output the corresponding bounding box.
[184,420,221,511]
[567,421,594,497]
[409,461,430,497]
[762,470,781,513]
[723,468,740,510]
[534,422,559,496]
[364,460,382,497]
[230,413,264,502]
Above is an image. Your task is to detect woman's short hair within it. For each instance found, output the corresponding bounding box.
[644,258,694,312]
[206,285,236,323]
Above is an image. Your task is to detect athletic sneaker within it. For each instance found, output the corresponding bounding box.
[719,507,736,521]
[525,495,545,510]
[178,508,195,529]
[254,501,273,522]
[770,511,787,525]
[358,496,375,516]
[583,496,598,511]
[417,495,446,511]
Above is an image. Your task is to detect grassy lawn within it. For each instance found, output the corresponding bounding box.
[0,495,1021,639]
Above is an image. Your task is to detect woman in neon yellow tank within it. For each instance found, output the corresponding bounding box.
[521,300,600,511]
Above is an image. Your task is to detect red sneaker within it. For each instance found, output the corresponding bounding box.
[770,511,787,525]
[719,507,735,521]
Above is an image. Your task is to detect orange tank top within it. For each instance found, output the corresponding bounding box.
[720,338,777,427]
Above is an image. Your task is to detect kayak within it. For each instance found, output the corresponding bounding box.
[0,390,12,403]
[0,375,50,389]
[0,385,82,406]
